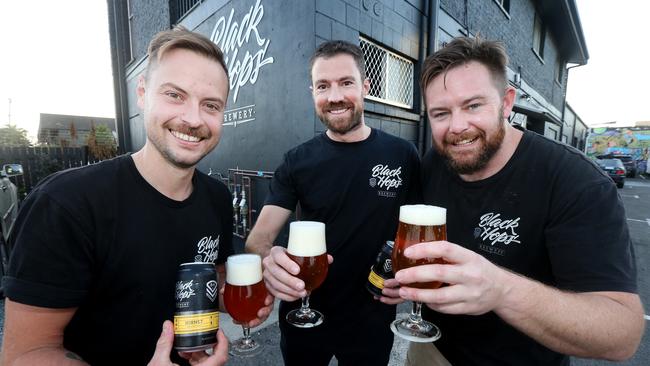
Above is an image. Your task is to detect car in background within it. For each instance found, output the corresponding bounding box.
[597,154,637,177]
[1,163,23,295]
[596,158,626,188]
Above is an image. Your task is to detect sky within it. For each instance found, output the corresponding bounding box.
[0,1,648,142]
[0,1,115,141]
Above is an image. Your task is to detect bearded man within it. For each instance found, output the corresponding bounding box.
[397,36,643,366]
[245,40,421,366]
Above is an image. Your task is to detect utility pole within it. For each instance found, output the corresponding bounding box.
[7,97,11,125]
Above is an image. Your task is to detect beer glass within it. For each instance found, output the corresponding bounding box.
[224,254,268,356]
[391,204,446,342]
[285,221,328,328]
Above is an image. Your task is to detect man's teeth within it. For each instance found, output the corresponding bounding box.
[329,108,348,114]
[171,130,200,142]
[454,138,476,146]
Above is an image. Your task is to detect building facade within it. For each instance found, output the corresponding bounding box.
[107,0,589,235]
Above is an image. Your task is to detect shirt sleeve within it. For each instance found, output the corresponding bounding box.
[545,181,637,293]
[4,191,95,308]
[264,153,298,211]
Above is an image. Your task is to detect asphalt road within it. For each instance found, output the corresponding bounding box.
[0,177,648,365]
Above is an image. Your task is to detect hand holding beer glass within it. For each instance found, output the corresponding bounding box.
[391,204,446,342]
[224,254,268,356]
[285,221,329,328]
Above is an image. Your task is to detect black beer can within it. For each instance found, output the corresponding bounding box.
[173,262,220,351]
[366,240,394,297]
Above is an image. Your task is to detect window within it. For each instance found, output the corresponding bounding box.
[494,0,510,14]
[169,0,202,25]
[532,13,545,60]
[360,37,414,109]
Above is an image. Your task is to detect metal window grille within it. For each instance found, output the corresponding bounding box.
[170,0,202,25]
[360,38,414,109]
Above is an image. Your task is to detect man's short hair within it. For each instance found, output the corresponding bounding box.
[145,25,229,81]
[420,36,508,97]
[309,40,366,81]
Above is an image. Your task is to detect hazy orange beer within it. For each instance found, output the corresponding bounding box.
[286,253,328,292]
[224,254,268,356]
[224,255,268,324]
[285,221,328,328]
[392,204,447,289]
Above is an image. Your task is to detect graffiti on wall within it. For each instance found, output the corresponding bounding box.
[586,127,650,173]
[211,0,274,104]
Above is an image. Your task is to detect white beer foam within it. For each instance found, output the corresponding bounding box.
[287,221,326,257]
[399,205,446,226]
[226,254,262,286]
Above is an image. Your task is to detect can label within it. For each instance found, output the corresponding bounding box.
[368,268,385,290]
[173,262,219,351]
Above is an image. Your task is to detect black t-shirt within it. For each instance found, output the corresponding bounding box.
[421,129,637,366]
[266,129,420,338]
[4,155,233,366]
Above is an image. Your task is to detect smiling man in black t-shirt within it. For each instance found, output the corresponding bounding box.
[396,36,644,366]
[0,27,271,366]
[246,40,420,366]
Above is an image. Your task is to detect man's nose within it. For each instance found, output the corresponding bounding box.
[448,112,469,134]
[181,103,202,127]
[327,85,345,103]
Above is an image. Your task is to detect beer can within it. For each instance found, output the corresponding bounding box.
[173,262,220,351]
[366,241,394,297]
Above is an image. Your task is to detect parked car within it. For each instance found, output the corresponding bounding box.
[597,154,637,177]
[1,163,23,295]
[596,159,626,188]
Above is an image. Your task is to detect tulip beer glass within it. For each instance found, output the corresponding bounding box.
[224,254,268,356]
[391,204,446,342]
[285,221,328,328]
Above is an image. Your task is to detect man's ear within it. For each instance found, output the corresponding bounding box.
[362,78,370,97]
[136,75,146,110]
[502,86,516,119]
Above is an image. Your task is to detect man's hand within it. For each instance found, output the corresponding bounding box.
[376,278,405,305]
[148,321,228,366]
[394,241,508,315]
[262,246,333,302]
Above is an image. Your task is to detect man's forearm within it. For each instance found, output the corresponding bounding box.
[8,348,89,366]
[495,270,644,360]
[245,230,274,258]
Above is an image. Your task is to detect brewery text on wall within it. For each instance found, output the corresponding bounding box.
[210,0,274,104]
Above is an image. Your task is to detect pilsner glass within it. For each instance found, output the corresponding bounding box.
[391,204,447,342]
[224,254,268,356]
[285,221,328,328]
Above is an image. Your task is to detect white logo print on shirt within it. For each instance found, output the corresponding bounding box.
[370,164,403,198]
[477,212,521,246]
[196,235,220,263]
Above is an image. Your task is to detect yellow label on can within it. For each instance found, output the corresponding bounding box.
[174,311,219,335]
[368,270,385,289]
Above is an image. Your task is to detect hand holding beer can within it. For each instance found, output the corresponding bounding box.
[173,262,220,351]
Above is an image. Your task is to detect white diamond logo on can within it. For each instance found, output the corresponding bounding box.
[206,280,218,302]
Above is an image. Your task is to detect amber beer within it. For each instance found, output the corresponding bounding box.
[392,204,447,289]
[224,254,268,323]
[286,222,328,292]
[285,221,328,328]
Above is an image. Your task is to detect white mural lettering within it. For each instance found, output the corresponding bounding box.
[477,212,521,246]
[211,0,274,103]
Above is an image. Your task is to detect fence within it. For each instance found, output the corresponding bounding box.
[0,146,103,198]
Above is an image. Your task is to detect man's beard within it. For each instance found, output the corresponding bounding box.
[317,101,363,135]
[437,112,506,175]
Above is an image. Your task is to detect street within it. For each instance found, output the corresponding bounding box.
[0,177,648,365]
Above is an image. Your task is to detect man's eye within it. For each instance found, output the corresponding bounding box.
[432,112,448,119]
[166,92,182,100]
[316,84,328,91]
[343,80,355,87]
[205,103,221,112]
[468,103,481,110]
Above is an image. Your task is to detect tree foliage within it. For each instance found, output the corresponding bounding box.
[86,123,117,159]
[0,124,31,147]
